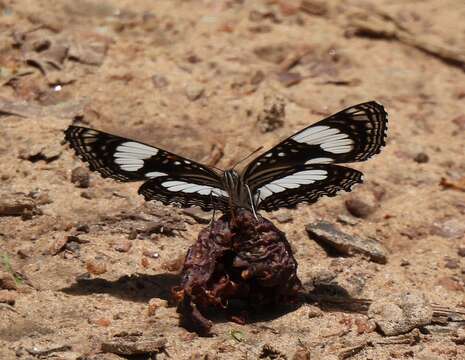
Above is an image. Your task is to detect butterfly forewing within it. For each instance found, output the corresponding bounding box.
[65,126,226,211]
[254,165,363,211]
[244,101,387,186]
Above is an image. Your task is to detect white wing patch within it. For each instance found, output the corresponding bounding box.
[304,157,334,165]
[161,180,228,197]
[257,169,328,200]
[145,171,167,178]
[114,141,159,171]
[292,126,354,154]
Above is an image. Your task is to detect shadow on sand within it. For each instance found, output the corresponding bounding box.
[61,272,181,304]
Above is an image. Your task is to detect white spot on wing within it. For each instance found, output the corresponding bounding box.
[114,141,159,171]
[116,142,159,156]
[161,180,228,198]
[304,157,334,164]
[257,169,328,199]
[292,125,354,154]
[146,171,167,178]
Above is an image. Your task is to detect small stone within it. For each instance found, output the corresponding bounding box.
[336,214,359,226]
[151,75,169,88]
[444,258,459,269]
[250,70,265,85]
[436,276,464,291]
[257,96,285,133]
[413,153,429,163]
[354,318,376,334]
[101,338,166,356]
[162,254,185,272]
[114,241,132,253]
[292,347,311,360]
[128,229,137,240]
[76,223,90,233]
[141,256,149,268]
[80,190,94,199]
[71,166,90,188]
[452,114,465,130]
[345,193,377,218]
[0,191,38,217]
[457,246,465,257]
[0,290,17,305]
[93,318,111,327]
[0,272,17,290]
[147,298,168,316]
[277,71,302,87]
[260,344,286,360]
[49,236,69,255]
[65,241,80,253]
[306,221,388,263]
[142,250,160,259]
[185,84,204,101]
[274,212,293,223]
[368,291,433,336]
[86,259,107,275]
[307,305,323,318]
[431,219,465,239]
[182,208,211,224]
[300,0,328,16]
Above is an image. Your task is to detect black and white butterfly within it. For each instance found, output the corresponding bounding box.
[64,101,387,214]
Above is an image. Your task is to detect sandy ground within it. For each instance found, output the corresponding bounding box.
[1,0,465,359]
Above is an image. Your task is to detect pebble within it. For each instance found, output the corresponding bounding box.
[182,208,211,224]
[114,241,132,253]
[0,191,38,217]
[0,289,17,305]
[431,219,465,239]
[444,258,459,269]
[142,249,160,259]
[306,305,323,318]
[413,152,429,163]
[292,347,311,360]
[345,192,377,218]
[185,84,204,101]
[162,254,185,272]
[49,236,69,255]
[151,74,169,89]
[71,166,90,188]
[457,246,465,257]
[86,259,107,275]
[0,271,17,290]
[436,276,464,291]
[274,212,293,223]
[306,221,388,264]
[101,338,166,356]
[147,298,168,316]
[277,71,302,87]
[355,318,376,334]
[368,291,433,336]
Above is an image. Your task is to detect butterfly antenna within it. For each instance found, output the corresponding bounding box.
[232,146,263,170]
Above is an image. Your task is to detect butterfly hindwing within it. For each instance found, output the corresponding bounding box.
[138,176,229,212]
[65,126,226,211]
[253,164,363,212]
[244,101,387,187]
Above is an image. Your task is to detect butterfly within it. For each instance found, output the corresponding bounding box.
[64,101,387,215]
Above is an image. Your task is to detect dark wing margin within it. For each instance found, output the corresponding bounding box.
[254,165,363,212]
[244,101,387,185]
[64,125,228,211]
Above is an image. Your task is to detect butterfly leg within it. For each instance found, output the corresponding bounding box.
[246,184,259,220]
[208,191,217,235]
